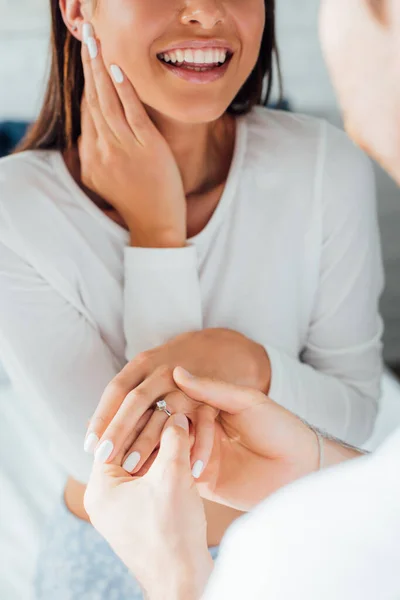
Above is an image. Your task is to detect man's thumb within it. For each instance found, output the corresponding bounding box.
[173,366,255,413]
[150,414,192,479]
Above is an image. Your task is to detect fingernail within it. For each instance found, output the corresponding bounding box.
[82,23,94,44]
[95,440,114,463]
[178,367,194,379]
[192,460,204,479]
[110,64,124,84]
[174,414,189,432]
[87,37,98,60]
[84,432,99,454]
[123,451,141,473]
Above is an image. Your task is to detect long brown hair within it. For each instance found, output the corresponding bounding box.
[18,0,281,153]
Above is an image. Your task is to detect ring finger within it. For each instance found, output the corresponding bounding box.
[94,366,176,463]
[122,409,169,474]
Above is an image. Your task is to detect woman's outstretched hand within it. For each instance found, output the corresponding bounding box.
[84,329,270,480]
[84,414,212,600]
[80,23,187,248]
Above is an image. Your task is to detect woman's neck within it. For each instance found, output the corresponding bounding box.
[64,111,236,234]
[145,109,236,197]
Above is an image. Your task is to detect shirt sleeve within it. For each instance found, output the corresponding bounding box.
[0,240,123,484]
[267,122,384,446]
[202,430,400,600]
[123,245,203,360]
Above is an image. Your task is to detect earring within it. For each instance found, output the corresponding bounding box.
[72,25,78,32]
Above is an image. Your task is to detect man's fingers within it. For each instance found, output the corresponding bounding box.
[173,367,266,414]
[150,414,192,481]
[84,460,130,518]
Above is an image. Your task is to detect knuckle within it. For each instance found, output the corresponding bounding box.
[103,379,124,402]
[156,364,173,381]
[136,433,155,449]
[130,113,148,131]
[86,91,98,108]
[83,490,95,515]
[134,351,150,368]
[101,100,116,121]
[125,388,145,405]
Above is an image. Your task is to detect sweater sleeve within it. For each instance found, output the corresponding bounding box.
[267,122,384,446]
[0,240,123,484]
[123,245,203,360]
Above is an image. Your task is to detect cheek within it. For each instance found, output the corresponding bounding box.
[93,0,165,67]
[234,0,266,67]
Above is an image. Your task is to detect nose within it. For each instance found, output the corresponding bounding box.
[180,0,226,30]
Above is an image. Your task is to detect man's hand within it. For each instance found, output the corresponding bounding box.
[84,329,270,479]
[84,414,213,600]
[173,368,323,511]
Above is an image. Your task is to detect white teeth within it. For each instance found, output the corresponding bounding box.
[205,49,214,64]
[160,48,230,66]
[184,49,194,63]
[194,50,205,64]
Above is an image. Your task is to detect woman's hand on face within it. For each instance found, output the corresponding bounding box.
[173,368,318,512]
[80,24,187,248]
[85,365,218,481]
[84,415,213,600]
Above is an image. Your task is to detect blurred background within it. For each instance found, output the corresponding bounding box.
[1,1,400,598]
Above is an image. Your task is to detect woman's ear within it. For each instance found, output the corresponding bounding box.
[59,0,90,41]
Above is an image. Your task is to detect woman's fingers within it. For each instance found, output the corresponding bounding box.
[82,23,127,141]
[109,63,153,146]
[81,35,110,141]
[191,406,216,480]
[121,409,169,474]
[82,22,152,146]
[112,409,153,466]
[84,356,149,452]
[173,366,267,414]
[93,366,176,464]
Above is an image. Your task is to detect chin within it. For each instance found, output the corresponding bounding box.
[153,99,232,125]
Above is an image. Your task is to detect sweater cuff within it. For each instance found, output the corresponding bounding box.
[265,344,285,405]
[124,245,198,270]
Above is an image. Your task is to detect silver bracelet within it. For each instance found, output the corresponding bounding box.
[308,424,325,470]
[303,421,371,471]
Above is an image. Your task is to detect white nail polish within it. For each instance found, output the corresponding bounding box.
[82,23,94,44]
[110,65,124,84]
[84,432,99,454]
[95,440,114,463]
[123,451,141,473]
[87,37,98,60]
[192,460,204,479]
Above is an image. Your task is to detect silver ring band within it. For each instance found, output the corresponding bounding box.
[155,399,172,417]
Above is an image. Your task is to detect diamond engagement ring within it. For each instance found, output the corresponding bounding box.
[155,399,172,417]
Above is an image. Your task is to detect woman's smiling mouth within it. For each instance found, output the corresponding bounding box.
[157,41,234,84]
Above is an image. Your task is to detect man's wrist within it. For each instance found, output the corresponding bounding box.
[141,553,213,600]
[323,437,364,467]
